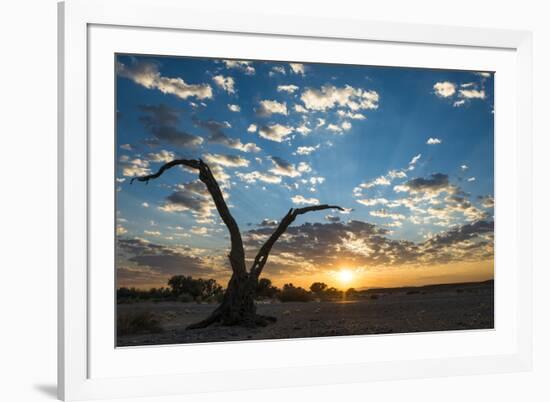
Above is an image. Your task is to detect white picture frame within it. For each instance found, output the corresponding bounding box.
[58,0,533,400]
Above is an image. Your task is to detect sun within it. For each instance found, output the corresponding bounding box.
[337,269,354,285]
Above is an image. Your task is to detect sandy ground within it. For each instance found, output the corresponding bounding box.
[117,282,493,346]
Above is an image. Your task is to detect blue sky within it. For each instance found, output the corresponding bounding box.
[115,54,494,289]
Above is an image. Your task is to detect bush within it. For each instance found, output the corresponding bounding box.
[319,287,344,300]
[168,276,223,302]
[277,283,312,302]
[177,293,194,303]
[117,312,163,336]
[256,278,279,299]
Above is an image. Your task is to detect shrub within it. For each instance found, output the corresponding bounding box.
[277,283,312,302]
[177,293,194,303]
[256,278,279,299]
[117,312,163,336]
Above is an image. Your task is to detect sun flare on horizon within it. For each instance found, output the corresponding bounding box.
[337,269,354,285]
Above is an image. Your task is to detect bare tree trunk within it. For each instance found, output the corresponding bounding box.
[132,159,342,328]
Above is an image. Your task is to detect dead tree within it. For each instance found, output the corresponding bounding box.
[132,159,343,328]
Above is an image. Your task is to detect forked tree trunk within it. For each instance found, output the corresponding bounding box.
[132,158,342,329]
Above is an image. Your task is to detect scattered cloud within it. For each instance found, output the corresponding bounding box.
[269,156,301,177]
[356,198,389,207]
[259,218,278,227]
[258,124,294,142]
[426,137,442,145]
[117,60,212,100]
[203,153,250,168]
[247,124,257,133]
[277,84,299,94]
[256,100,288,116]
[227,104,241,112]
[270,66,286,76]
[433,81,456,98]
[212,75,235,94]
[235,170,282,184]
[459,88,486,99]
[300,85,379,111]
[222,60,255,75]
[291,195,320,205]
[337,110,366,120]
[147,149,175,163]
[194,117,261,152]
[289,63,305,75]
[295,145,320,155]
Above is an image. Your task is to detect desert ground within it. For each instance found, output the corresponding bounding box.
[116,280,493,347]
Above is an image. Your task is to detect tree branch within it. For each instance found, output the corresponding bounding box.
[249,204,344,280]
[131,159,247,276]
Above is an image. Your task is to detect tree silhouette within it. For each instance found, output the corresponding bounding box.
[132,158,343,328]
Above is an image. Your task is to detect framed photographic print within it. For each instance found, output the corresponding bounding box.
[58,0,533,400]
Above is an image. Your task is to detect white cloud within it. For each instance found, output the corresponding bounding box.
[119,155,151,177]
[360,175,391,189]
[309,176,325,185]
[222,60,255,75]
[212,75,235,94]
[247,124,257,133]
[144,230,162,236]
[297,162,312,173]
[295,145,320,155]
[369,209,406,220]
[270,66,286,76]
[409,153,422,166]
[453,100,466,107]
[141,202,149,208]
[258,124,294,142]
[203,153,250,168]
[235,171,282,184]
[460,164,469,171]
[341,121,352,131]
[117,60,213,100]
[289,63,305,75]
[300,84,379,111]
[433,81,456,98]
[147,149,175,163]
[467,177,476,182]
[294,104,308,113]
[388,169,407,179]
[295,124,312,136]
[277,84,299,93]
[316,118,326,128]
[227,104,241,112]
[291,195,319,205]
[337,110,366,120]
[120,143,133,151]
[459,89,486,99]
[326,121,352,134]
[190,226,210,236]
[257,100,288,116]
[356,198,389,207]
[426,137,442,145]
[116,225,128,235]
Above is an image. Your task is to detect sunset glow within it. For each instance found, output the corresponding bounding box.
[337,269,354,285]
